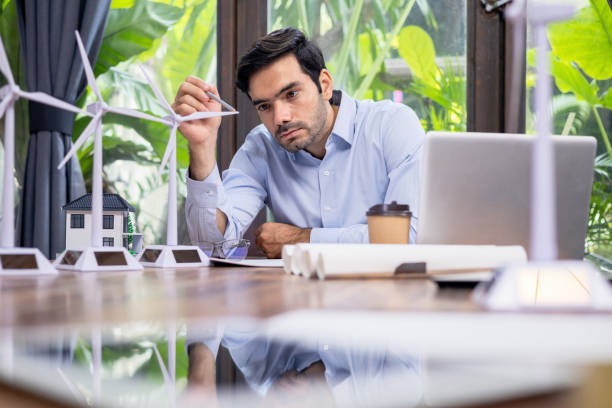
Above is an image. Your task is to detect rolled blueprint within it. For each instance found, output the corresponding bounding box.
[281,244,526,280]
[282,245,295,274]
[289,244,370,277]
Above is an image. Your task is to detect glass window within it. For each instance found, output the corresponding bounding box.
[269,0,467,131]
[80,1,218,247]
[70,214,84,229]
[524,0,611,260]
[102,237,114,247]
[103,215,114,230]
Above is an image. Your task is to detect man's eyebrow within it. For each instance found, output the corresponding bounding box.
[251,81,301,106]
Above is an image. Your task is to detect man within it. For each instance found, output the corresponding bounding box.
[173,27,424,258]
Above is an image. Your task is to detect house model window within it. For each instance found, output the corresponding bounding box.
[103,214,114,229]
[70,214,84,229]
[63,193,143,253]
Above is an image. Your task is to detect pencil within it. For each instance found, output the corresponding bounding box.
[206,91,237,112]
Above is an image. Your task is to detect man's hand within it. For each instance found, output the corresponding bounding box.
[254,222,311,258]
[172,76,223,181]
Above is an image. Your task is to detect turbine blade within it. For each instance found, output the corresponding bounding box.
[74,31,103,101]
[107,106,169,125]
[137,62,173,114]
[21,91,88,115]
[181,110,238,122]
[0,36,15,85]
[57,112,101,169]
[157,126,177,184]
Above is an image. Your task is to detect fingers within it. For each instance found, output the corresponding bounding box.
[186,76,219,98]
[173,78,221,114]
[175,94,207,113]
[174,103,197,117]
[175,81,207,104]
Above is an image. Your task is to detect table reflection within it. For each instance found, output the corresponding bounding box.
[185,322,423,406]
[0,317,586,408]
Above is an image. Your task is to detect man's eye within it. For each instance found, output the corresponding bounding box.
[257,104,269,112]
[287,90,298,98]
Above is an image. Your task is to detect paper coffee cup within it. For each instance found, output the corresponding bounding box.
[366,201,412,244]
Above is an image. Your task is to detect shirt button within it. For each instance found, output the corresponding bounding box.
[324,206,331,212]
[323,170,330,176]
[207,190,214,196]
[323,344,329,351]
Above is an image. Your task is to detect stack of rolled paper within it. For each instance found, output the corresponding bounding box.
[281,244,527,280]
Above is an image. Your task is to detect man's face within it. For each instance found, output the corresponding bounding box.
[249,54,330,153]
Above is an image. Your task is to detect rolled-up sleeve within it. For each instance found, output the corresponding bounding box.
[185,129,269,244]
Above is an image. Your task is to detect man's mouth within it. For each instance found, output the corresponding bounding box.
[280,128,301,139]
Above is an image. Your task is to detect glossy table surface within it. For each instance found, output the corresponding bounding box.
[0,266,472,328]
[0,265,611,407]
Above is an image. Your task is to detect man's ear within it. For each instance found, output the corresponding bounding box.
[319,68,333,99]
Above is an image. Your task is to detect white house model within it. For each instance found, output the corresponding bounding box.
[63,193,142,253]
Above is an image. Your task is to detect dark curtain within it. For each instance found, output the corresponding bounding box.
[16,0,110,258]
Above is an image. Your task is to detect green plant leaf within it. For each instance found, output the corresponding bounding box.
[334,0,365,88]
[602,89,612,110]
[103,112,189,169]
[551,94,591,135]
[95,0,184,77]
[551,58,601,105]
[161,0,216,99]
[397,25,437,85]
[77,133,156,182]
[111,0,135,8]
[355,0,417,99]
[548,0,612,80]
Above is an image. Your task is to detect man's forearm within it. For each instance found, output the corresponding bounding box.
[188,140,217,181]
[187,343,217,390]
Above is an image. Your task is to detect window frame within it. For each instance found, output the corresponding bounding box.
[102,237,114,247]
[103,214,114,230]
[70,213,84,229]
[215,0,520,255]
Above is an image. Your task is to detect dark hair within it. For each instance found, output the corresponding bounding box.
[236,27,326,97]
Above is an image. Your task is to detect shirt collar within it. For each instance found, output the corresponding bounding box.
[329,90,356,147]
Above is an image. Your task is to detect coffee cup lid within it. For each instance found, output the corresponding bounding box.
[366,201,412,217]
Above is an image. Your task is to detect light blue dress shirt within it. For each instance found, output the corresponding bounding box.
[185,90,424,244]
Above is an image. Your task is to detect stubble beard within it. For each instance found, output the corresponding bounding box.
[276,95,329,153]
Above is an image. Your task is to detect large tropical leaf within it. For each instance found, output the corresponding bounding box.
[551,58,601,105]
[77,133,157,183]
[548,0,612,80]
[98,68,168,116]
[397,25,437,85]
[160,0,216,99]
[527,48,601,106]
[355,0,417,99]
[551,93,591,135]
[102,112,189,170]
[95,0,184,77]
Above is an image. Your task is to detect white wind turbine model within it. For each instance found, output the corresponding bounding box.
[54,31,167,272]
[477,0,612,310]
[0,34,88,275]
[137,63,238,268]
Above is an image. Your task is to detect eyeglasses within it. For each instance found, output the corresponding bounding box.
[197,239,250,260]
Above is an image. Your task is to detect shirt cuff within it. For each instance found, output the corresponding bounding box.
[186,165,226,207]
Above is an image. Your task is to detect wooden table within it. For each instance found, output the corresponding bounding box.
[2,266,610,408]
[0,266,475,328]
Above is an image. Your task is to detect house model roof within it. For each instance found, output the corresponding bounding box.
[63,193,135,212]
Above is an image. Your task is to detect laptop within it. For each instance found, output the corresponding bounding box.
[417,131,596,261]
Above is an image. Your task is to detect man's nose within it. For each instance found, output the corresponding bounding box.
[272,102,291,127]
